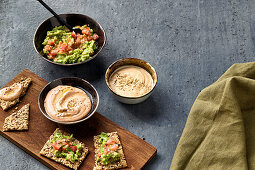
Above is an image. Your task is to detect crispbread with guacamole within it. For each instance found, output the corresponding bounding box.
[93,132,127,170]
[40,128,89,170]
[0,77,32,111]
[3,104,29,131]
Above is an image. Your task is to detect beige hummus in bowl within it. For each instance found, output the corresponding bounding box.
[105,58,157,104]
[38,77,99,124]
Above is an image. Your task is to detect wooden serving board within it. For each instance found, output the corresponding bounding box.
[0,69,157,170]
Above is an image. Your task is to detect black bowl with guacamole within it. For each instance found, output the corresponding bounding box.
[34,14,106,66]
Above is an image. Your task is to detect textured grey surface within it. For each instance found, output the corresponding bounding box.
[0,0,255,169]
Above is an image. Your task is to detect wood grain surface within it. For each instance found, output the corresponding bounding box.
[0,69,157,170]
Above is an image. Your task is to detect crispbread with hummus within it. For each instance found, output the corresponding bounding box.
[3,104,30,131]
[0,77,32,111]
[40,128,89,170]
[93,132,127,170]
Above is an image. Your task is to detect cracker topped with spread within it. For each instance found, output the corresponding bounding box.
[93,132,127,170]
[40,128,89,170]
[0,77,32,111]
[3,104,30,131]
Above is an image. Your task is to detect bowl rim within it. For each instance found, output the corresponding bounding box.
[33,13,106,66]
[38,77,99,124]
[105,58,158,99]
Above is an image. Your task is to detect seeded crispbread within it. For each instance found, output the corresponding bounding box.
[40,128,89,170]
[3,104,30,131]
[0,77,32,111]
[93,132,128,170]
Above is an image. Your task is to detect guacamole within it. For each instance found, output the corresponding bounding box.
[51,132,83,163]
[42,25,99,64]
[96,132,121,165]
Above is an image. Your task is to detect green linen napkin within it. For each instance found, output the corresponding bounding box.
[170,62,255,170]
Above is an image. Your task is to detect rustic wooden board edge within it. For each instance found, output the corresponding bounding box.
[0,69,58,169]
[0,69,157,169]
[93,112,158,168]
[0,131,57,170]
[95,112,157,153]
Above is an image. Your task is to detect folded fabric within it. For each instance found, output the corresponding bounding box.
[170,62,255,170]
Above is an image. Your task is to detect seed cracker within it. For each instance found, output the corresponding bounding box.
[93,132,128,170]
[40,128,89,170]
[3,104,30,131]
[0,77,32,111]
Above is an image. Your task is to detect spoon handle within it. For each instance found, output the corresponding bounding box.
[37,0,73,31]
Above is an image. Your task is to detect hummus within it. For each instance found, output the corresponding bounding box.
[109,65,154,97]
[44,85,91,122]
[0,83,23,101]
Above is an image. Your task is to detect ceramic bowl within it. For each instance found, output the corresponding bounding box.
[38,77,99,124]
[34,13,106,66]
[105,58,157,104]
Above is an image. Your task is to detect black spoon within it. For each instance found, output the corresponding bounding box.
[37,0,82,34]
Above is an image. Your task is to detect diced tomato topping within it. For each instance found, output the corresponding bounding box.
[67,45,72,51]
[82,29,91,36]
[59,139,68,146]
[56,42,73,54]
[72,31,76,38]
[52,141,61,151]
[102,138,118,154]
[52,139,74,152]
[50,49,58,56]
[92,33,99,40]
[104,148,110,155]
[60,43,67,49]
[76,33,82,39]
[48,54,54,59]
[70,145,77,152]
[80,38,85,43]
[65,139,71,143]
[105,138,115,145]
[45,45,51,51]
[75,37,81,47]
[62,145,68,151]
[67,38,71,43]
[58,49,63,54]
[87,36,92,41]
[48,40,54,46]
[108,144,118,151]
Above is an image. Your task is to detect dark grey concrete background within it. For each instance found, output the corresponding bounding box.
[0,0,255,169]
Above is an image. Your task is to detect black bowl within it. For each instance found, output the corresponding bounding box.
[38,77,99,124]
[34,13,106,66]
